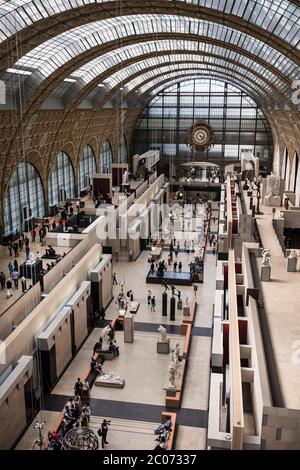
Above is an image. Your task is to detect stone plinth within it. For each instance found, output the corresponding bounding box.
[287,257,297,272]
[264,196,281,207]
[157,339,170,354]
[261,265,271,281]
[124,313,134,343]
[183,306,190,316]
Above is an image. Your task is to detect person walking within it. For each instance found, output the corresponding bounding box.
[147,290,152,305]
[31,229,36,243]
[13,259,18,272]
[18,237,24,251]
[151,296,156,312]
[8,240,12,257]
[178,261,182,273]
[173,261,178,272]
[21,276,26,293]
[99,419,111,449]
[6,278,13,298]
[8,261,14,276]
[12,270,19,289]
[12,242,19,257]
[0,271,6,290]
[112,273,118,285]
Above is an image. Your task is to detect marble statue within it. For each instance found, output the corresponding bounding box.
[158,325,168,342]
[170,349,176,367]
[266,174,280,199]
[262,249,271,267]
[168,364,176,388]
[289,249,297,258]
[97,372,123,385]
[122,170,128,185]
[185,296,189,307]
[174,343,181,363]
[99,325,112,351]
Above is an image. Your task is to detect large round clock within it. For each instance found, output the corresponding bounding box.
[188,122,214,152]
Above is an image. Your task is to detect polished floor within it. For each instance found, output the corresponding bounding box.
[16,236,217,450]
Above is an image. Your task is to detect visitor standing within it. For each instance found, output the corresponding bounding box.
[151,296,156,312]
[8,261,14,276]
[99,419,111,449]
[31,229,36,243]
[8,241,12,257]
[6,278,13,298]
[12,270,19,289]
[147,290,152,305]
[0,271,6,290]
[21,276,26,293]
[178,261,182,273]
[12,242,19,257]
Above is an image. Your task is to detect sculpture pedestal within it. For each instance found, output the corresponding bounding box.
[264,196,281,207]
[287,257,297,272]
[124,313,134,343]
[183,306,190,316]
[261,265,271,281]
[162,292,168,316]
[170,296,176,321]
[157,339,170,354]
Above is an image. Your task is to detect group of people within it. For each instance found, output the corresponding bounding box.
[153,418,172,451]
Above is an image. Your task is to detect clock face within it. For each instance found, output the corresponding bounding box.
[188,121,214,151]
[194,128,209,145]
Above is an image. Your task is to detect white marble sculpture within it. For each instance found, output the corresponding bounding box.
[122,170,128,185]
[266,174,280,199]
[170,349,176,367]
[97,372,122,384]
[288,249,297,259]
[262,249,271,267]
[168,364,176,388]
[158,325,168,342]
[99,325,111,351]
[185,296,189,307]
[174,343,181,363]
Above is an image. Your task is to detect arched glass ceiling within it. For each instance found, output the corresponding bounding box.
[13,15,298,82]
[0,1,300,48]
[99,55,287,100]
[68,40,288,91]
[122,68,277,107]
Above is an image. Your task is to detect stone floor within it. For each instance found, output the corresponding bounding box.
[16,237,216,450]
[12,201,218,450]
[243,190,300,410]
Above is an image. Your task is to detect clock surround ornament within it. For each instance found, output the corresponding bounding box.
[188,121,214,152]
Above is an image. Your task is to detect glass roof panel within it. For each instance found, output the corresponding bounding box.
[99,56,284,101]
[135,71,273,106]
[68,39,287,96]
[123,65,275,102]
[0,1,300,50]
[13,14,298,85]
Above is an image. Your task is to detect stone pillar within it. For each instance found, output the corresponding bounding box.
[162,292,168,316]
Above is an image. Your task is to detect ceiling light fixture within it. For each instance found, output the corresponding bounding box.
[7,68,32,76]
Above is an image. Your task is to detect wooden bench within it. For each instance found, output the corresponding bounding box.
[161,412,177,450]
